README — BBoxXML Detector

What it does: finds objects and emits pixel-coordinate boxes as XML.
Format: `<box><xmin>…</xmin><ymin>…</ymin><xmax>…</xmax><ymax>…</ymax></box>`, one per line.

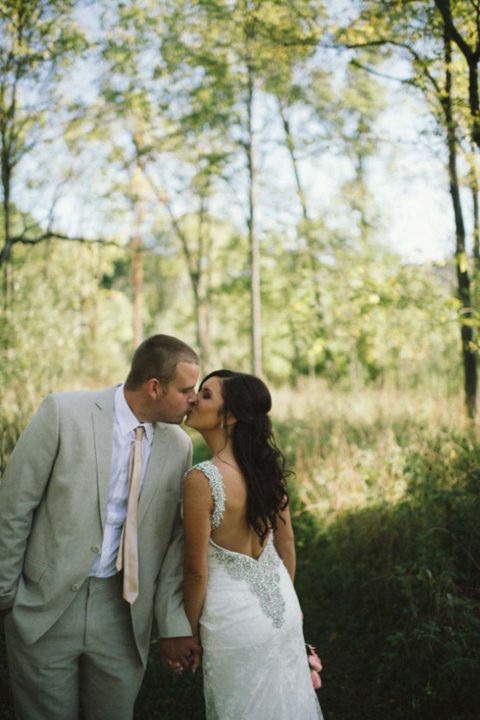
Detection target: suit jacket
<box><xmin>0</xmin><ymin>387</ymin><xmax>192</xmax><ymax>666</ymax></box>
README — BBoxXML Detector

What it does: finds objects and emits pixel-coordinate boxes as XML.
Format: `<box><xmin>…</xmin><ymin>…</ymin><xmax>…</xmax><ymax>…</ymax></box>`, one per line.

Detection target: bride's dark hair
<box><xmin>200</xmin><ymin>369</ymin><xmax>290</xmax><ymax>544</ymax></box>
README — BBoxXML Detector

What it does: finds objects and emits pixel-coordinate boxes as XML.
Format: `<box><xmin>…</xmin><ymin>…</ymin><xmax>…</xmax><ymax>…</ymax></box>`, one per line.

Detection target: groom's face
<box><xmin>152</xmin><ymin>361</ymin><xmax>199</xmax><ymax>424</ymax></box>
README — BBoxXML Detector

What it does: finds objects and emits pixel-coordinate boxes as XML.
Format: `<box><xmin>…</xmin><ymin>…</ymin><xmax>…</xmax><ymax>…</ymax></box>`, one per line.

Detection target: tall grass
<box><xmin>272</xmin><ymin>383</ymin><xmax>480</xmax><ymax>720</ymax></box>
<box><xmin>273</xmin><ymin>381</ymin><xmax>466</xmax><ymax>515</ymax></box>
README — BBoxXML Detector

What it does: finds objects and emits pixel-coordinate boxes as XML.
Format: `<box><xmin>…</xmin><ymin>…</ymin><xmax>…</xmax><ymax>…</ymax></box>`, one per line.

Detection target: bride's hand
<box><xmin>189</xmin><ymin>633</ymin><xmax>202</xmax><ymax>673</ymax></box>
<box><xmin>160</xmin><ymin>635</ymin><xmax>202</xmax><ymax>674</ymax></box>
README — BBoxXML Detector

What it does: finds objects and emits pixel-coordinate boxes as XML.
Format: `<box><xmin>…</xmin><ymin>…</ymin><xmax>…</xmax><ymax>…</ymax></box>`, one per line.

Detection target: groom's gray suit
<box><xmin>0</xmin><ymin>386</ymin><xmax>192</xmax><ymax>717</ymax></box>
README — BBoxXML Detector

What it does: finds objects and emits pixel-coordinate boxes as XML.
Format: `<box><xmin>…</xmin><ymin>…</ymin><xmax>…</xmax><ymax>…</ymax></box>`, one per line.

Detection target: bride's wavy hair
<box><xmin>200</xmin><ymin>369</ymin><xmax>290</xmax><ymax>544</ymax></box>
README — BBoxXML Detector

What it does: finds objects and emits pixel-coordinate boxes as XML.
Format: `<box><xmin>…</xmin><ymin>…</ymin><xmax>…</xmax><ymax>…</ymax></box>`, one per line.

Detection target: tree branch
<box><xmin>434</xmin><ymin>0</ymin><xmax>476</xmax><ymax>61</ymax></box>
<box><xmin>10</xmin><ymin>232</ymin><xmax>120</xmax><ymax>247</ymax></box>
<box><xmin>0</xmin><ymin>232</ymin><xmax>121</xmax><ymax>267</ymax></box>
<box><xmin>339</xmin><ymin>38</ymin><xmax>442</xmax><ymax>97</ymax></box>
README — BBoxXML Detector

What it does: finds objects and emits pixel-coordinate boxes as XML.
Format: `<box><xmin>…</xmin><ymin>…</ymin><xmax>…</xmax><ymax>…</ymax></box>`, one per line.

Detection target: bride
<box><xmin>182</xmin><ymin>370</ymin><xmax>324</xmax><ymax>719</ymax></box>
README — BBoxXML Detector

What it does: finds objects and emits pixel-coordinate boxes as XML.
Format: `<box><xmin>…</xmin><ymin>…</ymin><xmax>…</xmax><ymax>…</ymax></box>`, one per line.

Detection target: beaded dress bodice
<box><xmin>190</xmin><ymin>460</ymin><xmax>286</xmax><ymax>628</ymax></box>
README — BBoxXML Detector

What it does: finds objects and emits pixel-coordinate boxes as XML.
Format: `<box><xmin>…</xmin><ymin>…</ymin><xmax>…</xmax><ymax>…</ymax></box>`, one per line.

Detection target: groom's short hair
<box><xmin>125</xmin><ymin>334</ymin><xmax>198</xmax><ymax>389</ymax></box>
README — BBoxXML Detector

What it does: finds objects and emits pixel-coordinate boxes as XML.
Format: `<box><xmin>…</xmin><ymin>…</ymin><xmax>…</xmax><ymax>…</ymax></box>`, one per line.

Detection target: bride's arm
<box><xmin>182</xmin><ymin>469</ymin><xmax>213</xmax><ymax>637</ymax></box>
<box><xmin>274</xmin><ymin>505</ymin><xmax>296</xmax><ymax>582</ymax></box>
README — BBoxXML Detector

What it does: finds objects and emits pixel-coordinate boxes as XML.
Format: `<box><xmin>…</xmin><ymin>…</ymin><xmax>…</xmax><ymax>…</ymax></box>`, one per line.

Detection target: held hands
<box><xmin>160</xmin><ymin>635</ymin><xmax>202</xmax><ymax>675</ymax></box>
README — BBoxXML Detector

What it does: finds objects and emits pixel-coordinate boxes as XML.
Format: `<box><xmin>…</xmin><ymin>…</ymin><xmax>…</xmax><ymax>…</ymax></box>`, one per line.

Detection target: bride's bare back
<box><xmin>209</xmin><ymin>461</ymin><xmax>267</xmax><ymax>559</ymax></box>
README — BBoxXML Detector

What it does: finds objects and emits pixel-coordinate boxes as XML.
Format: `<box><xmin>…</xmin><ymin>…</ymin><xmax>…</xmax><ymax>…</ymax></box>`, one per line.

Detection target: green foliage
<box><xmin>0</xmin><ymin>241</ymin><xmax>132</xmax><ymax>470</ymax></box>
<box><xmin>262</xmin><ymin>236</ymin><xmax>458</xmax><ymax>386</ymax></box>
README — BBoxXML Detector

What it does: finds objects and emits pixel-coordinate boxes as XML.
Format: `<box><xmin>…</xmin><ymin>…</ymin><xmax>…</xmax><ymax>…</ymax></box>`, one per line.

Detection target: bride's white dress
<box><xmin>190</xmin><ymin>461</ymin><xmax>324</xmax><ymax>720</ymax></box>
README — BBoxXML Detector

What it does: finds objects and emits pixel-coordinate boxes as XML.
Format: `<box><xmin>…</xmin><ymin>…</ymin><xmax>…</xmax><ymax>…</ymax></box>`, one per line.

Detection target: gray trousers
<box><xmin>5</xmin><ymin>574</ymin><xmax>145</xmax><ymax>720</ymax></box>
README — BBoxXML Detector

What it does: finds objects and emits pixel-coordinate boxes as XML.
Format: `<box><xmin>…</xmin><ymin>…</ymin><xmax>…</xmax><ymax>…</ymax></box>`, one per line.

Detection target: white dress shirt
<box><xmin>89</xmin><ymin>384</ymin><xmax>154</xmax><ymax>577</ymax></box>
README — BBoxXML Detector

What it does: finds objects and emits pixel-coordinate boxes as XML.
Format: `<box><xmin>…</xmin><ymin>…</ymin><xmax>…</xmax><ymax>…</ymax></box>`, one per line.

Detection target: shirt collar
<box><xmin>114</xmin><ymin>384</ymin><xmax>154</xmax><ymax>442</ymax></box>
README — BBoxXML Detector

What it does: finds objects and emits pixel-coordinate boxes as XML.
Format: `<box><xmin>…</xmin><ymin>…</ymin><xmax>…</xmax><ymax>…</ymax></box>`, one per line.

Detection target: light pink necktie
<box><xmin>116</xmin><ymin>425</ymin><xmax>145</xmax><ymax>603</ymax></box>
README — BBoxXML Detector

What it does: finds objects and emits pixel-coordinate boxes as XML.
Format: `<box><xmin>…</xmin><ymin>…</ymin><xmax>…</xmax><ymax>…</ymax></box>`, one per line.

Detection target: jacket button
<box><xmin>91</xmin><ymin>544</ymin><xmax>100</xmax><ymax>553</ymax></box>
<box><xmin>71</xmin><ymin>583</ymin><xmax>80</xmax><ymax>592</ymax></box>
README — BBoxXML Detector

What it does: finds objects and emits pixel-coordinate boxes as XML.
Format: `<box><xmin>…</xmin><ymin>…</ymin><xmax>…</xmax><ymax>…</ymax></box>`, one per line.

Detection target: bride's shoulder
<box><xmin>182</xmin><ymin>465</ymin><xmax>214</xmax><ymax>505</ymax></box>
<box><xmin>183</xmin><ymin>461</ymin><xmax>221</xmax><ymax>492</ymax></box>
<box><xmin>183</xmin><ymin>461</ymin><xmax>226</xmax><ymax>528</ymax></box>
<box><xmin>186</xmin><ymin>460</ymin><xmax>223</xmax><ymax>484</ymax></box>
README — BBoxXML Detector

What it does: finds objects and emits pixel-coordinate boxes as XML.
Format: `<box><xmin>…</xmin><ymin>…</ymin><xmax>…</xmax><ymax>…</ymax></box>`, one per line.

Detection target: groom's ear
<box><xmin>145</xmin><ymin>377</ymin><xmax>165</xmax><ymax>399</ymax></box>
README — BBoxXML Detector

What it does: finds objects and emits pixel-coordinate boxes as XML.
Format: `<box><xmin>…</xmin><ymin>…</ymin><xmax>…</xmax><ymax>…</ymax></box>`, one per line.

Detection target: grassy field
<box><xmin>272</xmin><ymin>383</ymin><xmax>480</xmax><ymax>720</ymax></box>
<box><xmin>1</xmin><ymin>384</ymin><xmax>479</xmax><ymax>719</ymax></box>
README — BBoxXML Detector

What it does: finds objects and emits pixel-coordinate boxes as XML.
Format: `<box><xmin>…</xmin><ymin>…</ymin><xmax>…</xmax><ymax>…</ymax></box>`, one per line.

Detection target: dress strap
<box><xmin>191</xmin><ymin>460</ymin><xmax>226</xmax><ymax>529</ymax></box>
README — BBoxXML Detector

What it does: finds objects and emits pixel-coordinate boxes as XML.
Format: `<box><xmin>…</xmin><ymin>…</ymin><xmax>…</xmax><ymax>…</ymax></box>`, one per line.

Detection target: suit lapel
<box><xmin>139</xmin><ymin>423</ymin><xmax>169</xmax><ymax>525</ymax></box>
<box><xmin>92</xmin><ymin>387</ymin><xmax>116</xmax><ymax>532</ymax></box>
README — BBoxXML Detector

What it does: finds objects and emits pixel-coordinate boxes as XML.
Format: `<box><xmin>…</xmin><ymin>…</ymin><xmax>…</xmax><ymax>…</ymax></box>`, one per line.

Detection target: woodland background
<box><xmin>1</xmin><ymin>1</ymin><xmax>480</xmax><ymax>718</ymax></box>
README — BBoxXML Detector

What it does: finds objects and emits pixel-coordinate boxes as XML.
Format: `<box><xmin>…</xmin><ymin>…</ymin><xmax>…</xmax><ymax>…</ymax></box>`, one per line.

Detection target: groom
<box><xmin>0</xmin><ymin>334</ymin><xmax>201</xmax><ymax>720</ymax></box>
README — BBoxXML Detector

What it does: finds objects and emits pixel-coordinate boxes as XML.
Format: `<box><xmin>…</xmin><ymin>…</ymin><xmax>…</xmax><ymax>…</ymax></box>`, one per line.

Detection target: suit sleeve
<box><xmin>0</xmin><ymin>395</ymin><xmax>60</xmax><ymax>609</ymax></box>
<box><xmin>154</xmin><ymin>440</ymin><xmax>193</xmax><ymax>638</ymax></box>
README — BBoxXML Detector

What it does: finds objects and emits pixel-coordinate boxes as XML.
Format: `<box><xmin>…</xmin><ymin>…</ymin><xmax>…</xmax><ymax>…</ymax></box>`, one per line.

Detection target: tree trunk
<box><xmin>196</xmin><ymin>294</ymin><xmax>211</xmax><ymax>370</ymax></box>
<box><xmin>473</xmin><ymin>183</ymin><xmax>479</xmax><ymax>265</ymax></box>
<box><xmin>159</xmin><ymin>192</ymin><xmax>212</xmax><ymax>368</ymax></box>
<box><xmin>443</xmin><ymin>31</ymin><xmax>477</xmax><ymax>418</ymax></box>
<box><xmin>196</xmin><ymin>193</ymin><xmax>212</xmax><ymax>369</ymax></box>
<box><xmin>129</xmin><ymin>160</ymin><xmax>146</xmax><ymax>349</ymax></box>
<box><xmin>245</xmin><ymin>62</ymin><xmax>262</xmax><ymax>377</ymax></box>
<box><xmin>471</xmin><ymin>152</ymin><xmax>480</xmax><ymax>321</ymax></box>
<box><xmin>278</xmin><ymin>100</ymin><xmax>322</xmax><ymax>309</ymax></box>
<box><xmin>130</xmin><ymin>193</ymin><xmax>144</xmax><ymax>349</ymax></box>
<box><xmin>434</xmin><ymin>0</ymin><xmax>480</xmax><ymax>148</ymax></box>
<box><xmin>1</xmin><ymin>134</ymin><xmax>12</xmax><ymax>306</ymax></box>
<box><xmin>470</xmin><ymin>59</ymin><xmax>480</xmax><ymax>149</ymax></box>
<box><xmin>131</xmin><ymin>233</ymin><xmax>143</xmax><ymax>349</ymax></box>
<box><xmin>470</xmin><ymin>147</ymin><xmax>480</xmax><ymax>271</ymax></box>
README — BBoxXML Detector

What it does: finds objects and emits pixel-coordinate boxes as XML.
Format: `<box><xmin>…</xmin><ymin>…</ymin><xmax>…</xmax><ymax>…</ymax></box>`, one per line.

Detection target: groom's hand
<box><xmin>160</xmin><ymin>635</ymin><xmax>202</xmax><ymax>673</ymax></box>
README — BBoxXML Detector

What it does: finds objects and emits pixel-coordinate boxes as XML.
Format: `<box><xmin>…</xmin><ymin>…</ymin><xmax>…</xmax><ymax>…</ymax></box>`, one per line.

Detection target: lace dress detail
<box><xmin>191</xmin><ymin>460</ymin><xmax>226</xmax><ymax>529</ymax></box>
